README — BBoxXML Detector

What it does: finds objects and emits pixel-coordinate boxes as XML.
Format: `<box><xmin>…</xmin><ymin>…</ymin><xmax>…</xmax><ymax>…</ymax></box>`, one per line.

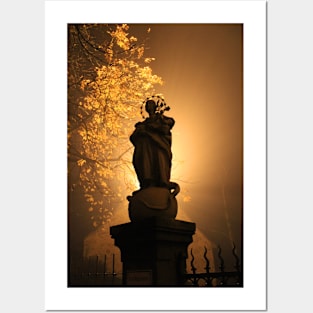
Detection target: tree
<box><xmin>68</xmin><ymin>24</ymin><xmax>163</xmax><ymax>258</ymax></box>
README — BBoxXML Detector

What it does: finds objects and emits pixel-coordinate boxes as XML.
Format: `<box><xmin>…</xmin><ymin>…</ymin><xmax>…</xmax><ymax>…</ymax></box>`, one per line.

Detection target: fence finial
<box><xmin>203</xmin><ymin>246</ymin><xmax>210</xmax><ymax>273</ymax></box>
<box><xmin>190</xmin><ymin>248</ymin><xmax>197</xmax><ymax>275</ymax></box>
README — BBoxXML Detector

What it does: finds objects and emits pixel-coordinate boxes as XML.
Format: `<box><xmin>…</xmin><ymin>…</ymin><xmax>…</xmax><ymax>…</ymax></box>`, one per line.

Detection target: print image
<box><xmin>68</xmin><ymin>24</ymin><xmax>243</xmax><ymax>287</ymax></box>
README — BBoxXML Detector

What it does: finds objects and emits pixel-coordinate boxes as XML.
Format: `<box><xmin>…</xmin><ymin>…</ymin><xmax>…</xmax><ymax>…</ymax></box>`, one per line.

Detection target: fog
<box><xmin>130</xmin><ymin>24</ymin><xmax>243</xmax><ymax>258</ymax></box>
<box><xmin>69</xmin><ymin>24</ymin><xmax>243</xmax><ymax>272</ymax></box>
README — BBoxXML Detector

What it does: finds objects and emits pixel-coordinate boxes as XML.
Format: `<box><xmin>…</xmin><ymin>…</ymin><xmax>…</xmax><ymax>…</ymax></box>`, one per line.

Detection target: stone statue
<box><xmin>128</xmin><ymin>96</ymin><xmax>180</xmax><ymax>222</ymax></box>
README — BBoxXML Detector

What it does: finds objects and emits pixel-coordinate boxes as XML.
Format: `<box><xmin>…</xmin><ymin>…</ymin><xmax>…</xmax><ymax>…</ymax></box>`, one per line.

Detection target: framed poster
<box><xmin>45</xmin><ymin>0</ymin><xmax>266</xmax><ymax>310</ymax></box>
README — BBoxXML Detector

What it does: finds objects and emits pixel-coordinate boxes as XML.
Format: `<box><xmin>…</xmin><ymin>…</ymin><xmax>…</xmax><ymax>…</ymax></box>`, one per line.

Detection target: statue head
<box><xmin>141</xmin><ymin>95</ymin><xmax>170</xmax><ymax>119</ymax></box>
<box><xmin>145</xmin><ymin>100</ymin><xmax>157</xmax><ymax>116</ymax></box>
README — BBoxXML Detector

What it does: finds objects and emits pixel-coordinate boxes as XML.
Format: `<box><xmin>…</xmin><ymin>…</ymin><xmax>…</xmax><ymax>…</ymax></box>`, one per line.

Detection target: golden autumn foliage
<box><xmin>68</xmin><ymin>24</ymin><xmax>163</xmax><ymax>228</ymax></box>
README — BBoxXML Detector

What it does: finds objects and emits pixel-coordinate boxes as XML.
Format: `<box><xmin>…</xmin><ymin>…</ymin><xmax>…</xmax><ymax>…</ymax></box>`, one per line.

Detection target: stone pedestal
<box><xmin>110</xmin><ymin>217</ymin><xmax>196</xmax><ymax>286</ymax></box>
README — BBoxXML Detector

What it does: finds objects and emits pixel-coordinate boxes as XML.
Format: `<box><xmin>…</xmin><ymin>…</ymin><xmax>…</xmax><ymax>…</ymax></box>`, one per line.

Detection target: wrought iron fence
<box><xmin>184</xmin><ymin>243</ymin><xmax>243</xmax><ymax>287</ymax></box>
<box><xmin>69</xmin><ymin>254</ymin><xmax>122</xmax><ymax>286</ymax></box>
<box><xmin>69</xmin><ymin>243</ymin><xmax>242</xmax><ymax>287</ymax></box>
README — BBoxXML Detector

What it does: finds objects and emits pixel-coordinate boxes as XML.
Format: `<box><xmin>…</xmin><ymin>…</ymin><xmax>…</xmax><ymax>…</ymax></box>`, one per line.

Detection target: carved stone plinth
<box><xmin>110</xmin><ymin>217</ymin><xmax>196</xmax><ymax>286</ymax></box>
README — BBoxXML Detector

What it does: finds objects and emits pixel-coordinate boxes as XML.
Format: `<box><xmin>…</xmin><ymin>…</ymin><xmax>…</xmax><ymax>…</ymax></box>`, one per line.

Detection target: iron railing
<box><xmin>69</xmin><ymin>243</ymin><xmax>242</xmax><ymax>287</ymax></box>
<box><xmin>184</xmin><ymin>243</ymin><xmax>243</xmax><ymax>287</ymax></box>
<box><xmin>68</xmin><ymin>254</ymin><xmax>122</xmax><ymax>286</ymax></box>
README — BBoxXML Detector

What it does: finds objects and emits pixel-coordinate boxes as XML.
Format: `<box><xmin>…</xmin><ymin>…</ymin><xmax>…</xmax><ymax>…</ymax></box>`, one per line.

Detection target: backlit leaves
<box><xmin>68</xmin><ymin>24</ymin><xmax>163</xmax><ymax>228</ymax></box>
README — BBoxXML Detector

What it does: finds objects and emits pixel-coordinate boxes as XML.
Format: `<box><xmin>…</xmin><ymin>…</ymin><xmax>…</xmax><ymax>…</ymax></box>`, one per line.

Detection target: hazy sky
<box><xmin>130</xmin><ymin>24</ymin><xmax>243</xmax><ymax>254</ymax></box>
<box><xmin>69</xmin><ymin>24</ymin><xmax>243</xmax><ymax>266</ymax></box>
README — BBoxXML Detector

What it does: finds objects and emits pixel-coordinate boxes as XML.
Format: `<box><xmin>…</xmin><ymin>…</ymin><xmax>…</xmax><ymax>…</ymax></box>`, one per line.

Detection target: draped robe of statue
<box><xmin>128</xmin><ymin>99</ymin><xmax>179</xmax><ymax>222</ymax></box>
<box><xmin>130</xmin><ymin>113</ymin><xmax>175</xmax><ymax>190</ymax></box>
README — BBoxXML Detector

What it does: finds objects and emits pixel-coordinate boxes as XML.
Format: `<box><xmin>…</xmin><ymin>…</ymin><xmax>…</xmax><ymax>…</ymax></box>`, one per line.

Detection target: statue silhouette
<box><xmin>128</xmin><ymin>96</ymin><xmax>179</xmax><ymax>222</ymax></box>
<box><xmin>130</xmin><ymin>98</ymin><xmax>174</xmax><ymax>189</ymax></box>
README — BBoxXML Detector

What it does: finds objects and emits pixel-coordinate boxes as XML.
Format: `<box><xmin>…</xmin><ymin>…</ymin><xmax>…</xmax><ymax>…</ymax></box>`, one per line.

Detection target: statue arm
<box><xmin>130</xmin><ymin>117</ymin><xmax>173</xmax><ymax>156</ymax></box>
<box><xmin>147</xmin><ymin>116</ymin><xmax>174</xmax><ymax>134</ymax></box>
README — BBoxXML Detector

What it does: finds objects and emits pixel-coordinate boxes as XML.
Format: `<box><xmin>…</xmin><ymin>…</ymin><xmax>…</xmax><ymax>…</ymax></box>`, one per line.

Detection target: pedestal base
<box><xmin>110</xmin><ymin>217</ymin><xmax>196</xmax><ymax>286</ymax></box>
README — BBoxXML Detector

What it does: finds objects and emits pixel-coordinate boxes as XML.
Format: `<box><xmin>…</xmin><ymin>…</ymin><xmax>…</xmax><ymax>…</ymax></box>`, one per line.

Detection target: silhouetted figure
<box><xmin>128</xmin><ymin>96</ymin><xmax>179</xmax><ymax>222</ymax></box>
<box><xmin>130</xmin><ymin>98</ymin><xmax>174</xmax><ymax>189</ymax></box>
